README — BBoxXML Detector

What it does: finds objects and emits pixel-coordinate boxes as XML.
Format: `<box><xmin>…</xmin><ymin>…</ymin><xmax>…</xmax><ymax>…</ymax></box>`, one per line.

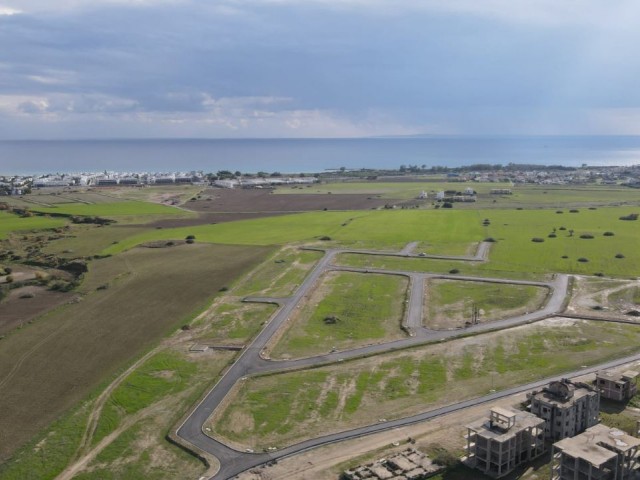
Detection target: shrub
<box><xmin>319</xmin><ymin>236</ymin><xmax>332</xmax><ymax>241</ymax></box>
<box><xmin>484</xmin><ymin>237</ymin><xmax>496</xmax><ymax>243</ymax></box>
<box><xmin>620</xmin><ymin>213</ymin><xmax>639</xmax><ymax>221</ymax></box>
<box><xmin>603</xmin><ymin>231</ymin><xmax>615</xmax><ymax>236</ymax></box>
<box><xmin>219</xmin><ymin>286</ymin><xmax>229</xmax><ymax>292</ymax></box>
<box><xmin>594</xmin><ymin>272</ymin><xmax>604</xmax><ymax>277</ymax></box>
<box><xmin>615</xmin><ymin>253</ymin><xmax>625</xmax><ymax>259</ymax></box>
<box><xmin>531</xmin><ymin>237</ymin><xmax>544</xmax><ymax>243</ymax></box>
<box><xmin>589</xmin><ymin>207</ymin><xmax>597</xmax><ymax>210</ymax></box>
<box><xmin>548</xmin><ymin>233</ymin><xmax>557</xmax><ymax>238</ymax></box>
<box><xmin>516</xmin><ymin>207</ymin><xmax>523</xmax><ymax>210</ymax></box>
<box><xmin>185</xmin><ymin>235</ymin><xmax>196</xmax><ymax>240</ymax></box>
<box><xmin>569</xmin><ymin>209</ymin><xmax>579</xmax><ymax>213</ymax></box>
<box><xmin>19</xmin><ymin>292</ymin><xmax>35</xmax><ymax>299</ymax></box>
<box><xmin>449</xmin><ymin>269</ymin><xmax>460</xmax><ymax>274</ymax></box>
<box><xmin>559</xmin><ymin>226</ymin><xmax>566</xmax><ymax>230</ymax></box>
<box><xmin>442</xmin><ymin>202</ymin><xmax>453</xmax><ymax>208</ymax></box>
<box><xmin>561</xmin><ymin>255</ymin><xmax>569</xmax><ymax>259</ymax></box>
<box><xmin>579</xmin><ymin>234</ymin><xmax>594</xmax><ymax>239</ymax></box>
<box><xmin>96</xmin><ymin>284</ymin><xmax>109</xmax><ymax>290</ymax></box>
<box><xmin>577</xmin><ymin>257</ymin><xmax>589</xmax><ymax>262</ymax></box>
<box><xmin>556</xmin><ymin>210</ymin><xmax>563</xmax><ymax>214</ymax></box>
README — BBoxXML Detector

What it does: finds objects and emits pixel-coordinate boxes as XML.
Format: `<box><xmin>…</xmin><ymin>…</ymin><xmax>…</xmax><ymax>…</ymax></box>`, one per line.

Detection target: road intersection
<box><xmin>174</xmin><ymin>241</ymin><xmax>621</xmax><ymax>480</ymax></box>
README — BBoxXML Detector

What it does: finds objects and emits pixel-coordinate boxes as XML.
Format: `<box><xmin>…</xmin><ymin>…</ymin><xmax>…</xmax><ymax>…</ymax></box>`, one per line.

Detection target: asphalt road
<box><xmin>174</xmin><ymin>242</ymin><xmax>604</xmax><ymax>480</ymax></box>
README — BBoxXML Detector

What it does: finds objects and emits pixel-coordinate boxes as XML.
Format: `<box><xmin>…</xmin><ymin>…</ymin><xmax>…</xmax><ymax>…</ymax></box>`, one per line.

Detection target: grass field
<box><xmin>0</xmin><ymin>243</ymin><xmax>269</xmax><ymax>462</ymax></box>
<box><xmin>275</xmin><ymin>182</ymin><xmax>640</xmax><ymax>208</ymax></box>
<box><xmin>0</xmin><ymin>347</ymin><xmax>234</xmax><ymax>480</ymax></box>
<box><xmin>30</xmin><ymin>200</ymin><xmax>186</xmax><ymax>218</ymax></box>
<box><xmin>0</xmin><ymin>211</ymin><xmax>66</xmax><ymax>239</ymax></box>
<box><xmin>211</xmin><ymin>319</ymin><xmax>640</xmax><ymax>450</ymax></box>
<box><xmin>98</xmin><ymin>206</ymin><xmax>640</xmax><ymax>277</ymax></box>
<box><xmin>234</xmin><ymin>246</ymin><xmax>323</xmax><ymax>297</ymax></box>
<box><xmin>425</xmin><ymin>280</ymin><xmax>548</xmax><ymax>329</ymax></box>
<box><xmin>270</xmin><ymin>272</ymin><xmax>409</xmax><ymax>359</ymax></box>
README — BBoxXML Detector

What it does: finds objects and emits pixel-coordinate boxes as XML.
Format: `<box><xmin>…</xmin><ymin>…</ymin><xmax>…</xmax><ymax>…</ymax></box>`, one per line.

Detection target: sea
<box><xmin>2</xmin><ymin>136</ymin><xmax>640</xmax><ymax>175</ymax></box>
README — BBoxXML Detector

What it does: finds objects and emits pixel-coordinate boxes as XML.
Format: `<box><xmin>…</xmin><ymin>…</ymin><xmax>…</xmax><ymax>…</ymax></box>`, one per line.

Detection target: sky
<box><xmin>1</xmin><ymin>0</ymin><xmax>640</xmax><ymax>139</ymax></box>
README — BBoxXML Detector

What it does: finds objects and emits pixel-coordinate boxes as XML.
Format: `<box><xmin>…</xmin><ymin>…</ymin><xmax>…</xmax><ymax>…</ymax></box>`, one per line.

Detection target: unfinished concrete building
<box><xmin>528</xmin><ymin>379</ymin><xmax>599</xmax><ymax>441</ymax></box>
<box><xmin>596</xmin><ymin>370</ymin><xmax>639</xmax><ymax>402</ymax></box>
<box><xmin>551</xmin><ymin>424</ymin><xmax>640</xmax><ymax>480</ymax></box>
<box><xmin>465</xmin><ymin>406</ymin><xmax>546</xmax><ymax>478</ymax></box>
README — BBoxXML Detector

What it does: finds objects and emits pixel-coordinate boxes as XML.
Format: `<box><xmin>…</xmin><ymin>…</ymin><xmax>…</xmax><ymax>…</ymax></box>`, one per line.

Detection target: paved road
<box><xmin>174</xmin><ymin>242</ymin><xmax>592</xmax><ymax>480</ymax></box>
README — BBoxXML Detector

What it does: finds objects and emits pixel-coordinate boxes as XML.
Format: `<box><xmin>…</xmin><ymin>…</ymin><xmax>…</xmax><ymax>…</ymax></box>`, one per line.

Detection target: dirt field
<box><xmin>0</xmin><ymin>243</ymin><xmax>270</xmax><ymax>462</ymax></box>
<box><xmin>146</xmin><ymin>188</ymin><xmax>398</xmax><ymax>228</ymax></box>
<box><xmin>0</xmin><ymin>285</ymin><xmax>72</xmax><ymax>336</ymax></box>
<box><xmin>185</xmin><ymin>188</ymin><xmax>395</xmax><ymax>213</ymax></box>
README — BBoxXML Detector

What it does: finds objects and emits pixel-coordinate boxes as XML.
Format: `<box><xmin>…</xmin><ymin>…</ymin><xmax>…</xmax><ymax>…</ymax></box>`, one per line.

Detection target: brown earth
<box><xmin>0</xmin><ymin>243</ymin><xmax>270</xmax><ymax>462</ymax></box>
<box><xmin>186</xmin><ymin>188</ymin><xmax>393</xmax><ymax>213</ymax></box>
<box><xmin>0</xmin><ymin>286</ymin><xmax>72</xmax><ymax>336</ymax></box>
<box><xmin>146</xmin><ymin>188</ymin><xmax>400</xmax><ymax>228</ymax></box>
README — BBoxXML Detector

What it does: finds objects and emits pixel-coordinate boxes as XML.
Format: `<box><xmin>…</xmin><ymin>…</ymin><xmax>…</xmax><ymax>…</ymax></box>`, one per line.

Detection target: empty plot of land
<box><xmin>424</xmin><ymin>279</ymin><xmax>548</xmax><ymax>330</ymax></box>
<box><xmin>0</xmin><ymin>243</ymin><xmax>269</xmax><ymax>461</ymax></box>
<box><xmin>186</xmin><ymin>188</ymin><xmax>393</xmax><ymax>213</ymax></box>
<box><xmin>0</xmin><ymin>286</ymin><xmax>72</xmax><ymax>336</ymax></box>
<box><xmin>234</xmin><ymin>246</ymin><xmax>323</xmax><ymax>298</ymax></box>
<box><xmin>210</xmin><ymin>319</ymin><xmax>640</xmax><ymax>451</ymax></box>
<box><xmin>269</xmin><ymin>271</ymin><xmax>409</xmax><ymax>359</ymax></box>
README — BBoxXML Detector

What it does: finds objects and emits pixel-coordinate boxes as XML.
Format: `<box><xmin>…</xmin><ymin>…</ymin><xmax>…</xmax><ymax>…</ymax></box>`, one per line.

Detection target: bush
<box><xmin>594</xmin><ymin>272</ymin><xmax>604</xmax><ymax>277</ymax></box>
<box><xmin>484</xmin><ymin>237</ymin><xmax>496</xmax><ymax>243</ymax></box>
<box><xmin>579</xmin><ymin>234</ymin><xmax>594</xmax><ymax>239</ymax></box>
<box><xmin>569</xmin><ymin>209</ymin><xmax>579</xmax><ymax>213</ymax></box>
<box><xmin>561</xmin><ymin>255</ymin><xmax>569</xmax><ymax>259</ymax></box>
<box><xmin>620</xmin><ymin>213</ymin><xmax>639</xmax><ymax>221</ymax></box>
<box><xmin>319</xmin><ymin>236</ymin><xmax>332</xmax><ymax>241</ymax></box>
<box><xmin>96</xmin><ymin>284</ymin><xmax>109</xmax><ymax>290</ymax></box>
<box><xmin>449</xmin><ymin>269</ymin><xmax>460</xmax><ymax>274</ymax></box>
<box><xmin>442</xmin><ymin>202</ymin><xmax>453</xmax><ymax>208</ymax></box>
<box><xmin>548</xmin><ymin>233</ymin><xmax>557</xmax><ymax>238</ymax></box>
<box><xmin>185</xmin><ymin>235</ymin><xmax>196</xmax><ymax>240</ymax></box>
<box><xmin>559</xmin><ymin>226</ymin><xmax>566</xmax><ymax>230</ymax></box>
<box><xmin>219</xmin><ymin>286</ymin><xmax>229</xmax><ymax>292</ymax></box>
<box><xmin>603</xmin><ymin>231</ymin><xmax>615</xmax><ymax>236</ymax></box>
<box><xmin>556</xmin><ymin>210</ymin><xmax>563</xmax><ymax>214</ymax></box>
<box><xmin>589</xmin><ymin>207</ymin><xmax>597</xmax><ymax>210</ymax></box>
<box><xmin>615</xmin><ymin>253</ymin><xmax>625</xmax><ymax>259</ymax></box>
<box><xmin>577</xmin><ymin>257</ymin><xmax>589</xmax><ymax>263</ymax></box>
<box><xmin>531</xmin><ymin>237</ymin><xmax>544</xmax><ymax>243</ymax></box>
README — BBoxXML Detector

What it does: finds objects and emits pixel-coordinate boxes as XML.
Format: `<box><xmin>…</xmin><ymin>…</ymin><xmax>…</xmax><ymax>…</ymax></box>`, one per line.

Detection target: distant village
<box><xmin>1</xmin><ymin>163</ymin><xmax>639</xmax><ymax>196</ymax></box>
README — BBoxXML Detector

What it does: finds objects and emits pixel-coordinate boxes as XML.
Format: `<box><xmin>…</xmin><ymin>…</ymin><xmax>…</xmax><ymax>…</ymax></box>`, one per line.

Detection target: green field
<box><xmin>276</xmin><ymin>182</ymin><xmax>640</xmax><ymax>208</ymax></box>
<box><xmin>212</xmin><ymin>320</ymin><xmax>640</xmax><ymax>450</ymax></box>
<box><xmin>270</xmin><ymin>272</ymin><xmax>409</xmax><ymax>359</ymax></box>
<box><xmin>425</xmin><ymin>280</ymin><xmax>548</xmax><ymax>329</ymax></box>
<box><xmin>98</xmin><ymin>206</ymin><xmax>640</xmax><ymax>277</ymax></box>
<box><xmin>0</xmin><ymin>211</ymin><xmax>66</xmax><ymax>239</ymax></box>
<box><xmin>30</xmin><ymin>200</ymin><xmax>185</xmax><ymax>218</ymax></box>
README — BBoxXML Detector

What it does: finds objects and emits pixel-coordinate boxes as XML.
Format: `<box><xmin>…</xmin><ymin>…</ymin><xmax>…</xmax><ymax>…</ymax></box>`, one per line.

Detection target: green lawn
<box><xmin>0</xmin><ymin>211</ymin><xmax>66</xmax><ymax>239</ymax></box>
<box><xmin>211</xmin><ymin>320</ymin><xmax>640</xmax><ymax>450</ymax></box>
<box><xmin>270</xmin><ymin>272</ymin><xmax>409</xmax><ymax>358</ymax></box>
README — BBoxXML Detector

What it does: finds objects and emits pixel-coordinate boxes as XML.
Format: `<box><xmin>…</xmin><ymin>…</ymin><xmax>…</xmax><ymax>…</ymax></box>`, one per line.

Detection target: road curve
<box><xmin>174</xmin><ymin>243</ymin><xmax>596</xmax><ymax>480</ymax></box>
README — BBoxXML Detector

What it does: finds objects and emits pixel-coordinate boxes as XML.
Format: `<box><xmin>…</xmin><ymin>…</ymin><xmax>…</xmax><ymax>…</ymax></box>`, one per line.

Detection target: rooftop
<box><xmin>555</xmin><ymin>424</ymin><xmax>640</xmax><ymax>465</ymax></box>
<box><xmin>467</xmin><ymin>406</ymin><xmax>544</xmax><ymax>441</ymax></box>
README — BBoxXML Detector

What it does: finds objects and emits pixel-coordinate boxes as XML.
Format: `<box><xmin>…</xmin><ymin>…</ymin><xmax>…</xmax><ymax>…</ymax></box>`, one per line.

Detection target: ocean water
<box><xmin>1</xmin><ymin>136</ymin><xmax>640</xmax><ymax>175</ymax></box>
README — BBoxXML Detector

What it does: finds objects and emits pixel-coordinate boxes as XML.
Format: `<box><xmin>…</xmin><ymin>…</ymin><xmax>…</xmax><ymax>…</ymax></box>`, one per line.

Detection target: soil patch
<box><xmin>184</xmin><ymin>188</ymin><xmax>394</xmax><ymax>213</ymax></box>
<box><xmin>0</xmin><ymin>286</ymin><xmax>71</xmax><ymax>336</ymax></box>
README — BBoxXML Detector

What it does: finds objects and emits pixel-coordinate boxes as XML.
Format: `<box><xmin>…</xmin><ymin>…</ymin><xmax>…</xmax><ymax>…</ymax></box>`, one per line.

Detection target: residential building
<box><xmin>551</xmin><ymin>424</ymin><xmax>640</xmax><ymax>480</ymax></box>
<box><xmin>596</xmin><ymin>370</ymin><xmax>639</xmax><ymax>402</ymax></box>
<box><xmin>528</xmin><ymin>379</ymin><xmax>599</xmax><ymax>442</ymax></box>
<box><xmin>465</xmin><ymin>406</ymin><xmax>546</xmax><ymax>478</ymax></box>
